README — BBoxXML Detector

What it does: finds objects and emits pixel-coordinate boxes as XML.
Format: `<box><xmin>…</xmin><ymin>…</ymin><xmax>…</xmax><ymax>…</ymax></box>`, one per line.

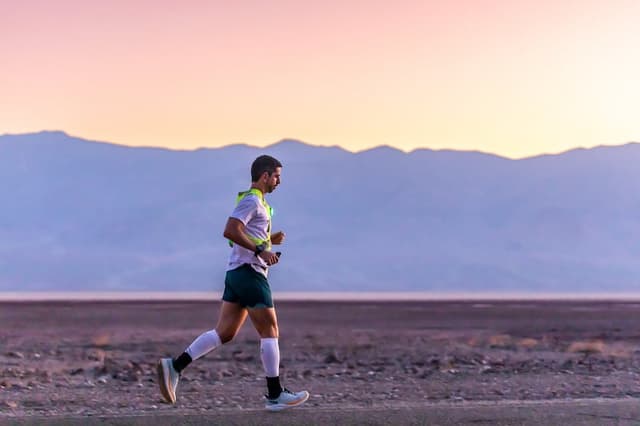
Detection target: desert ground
<box><xmin>2</xmin><ymin>300</ymin><xmax>640</xmax><ymax>423</ymax></box>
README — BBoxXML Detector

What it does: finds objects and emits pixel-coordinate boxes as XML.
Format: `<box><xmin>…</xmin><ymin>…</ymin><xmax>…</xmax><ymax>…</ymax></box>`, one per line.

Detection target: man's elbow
<box><xmin>224</xmin><ymin>218</ymin><xmax>243</xmax><ymax>241</ymax></box>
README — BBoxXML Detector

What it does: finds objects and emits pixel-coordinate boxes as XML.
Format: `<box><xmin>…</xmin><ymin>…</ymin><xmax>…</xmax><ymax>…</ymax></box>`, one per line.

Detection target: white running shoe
<box><xmin>265</xmin><ymin>388</ymin><xmax>310</xmax><ymax>412</ymax></box>
<box><xmin>157</xmin><ymin>358</ymin><xmax>180</xmax><ymax>404</ymax></box>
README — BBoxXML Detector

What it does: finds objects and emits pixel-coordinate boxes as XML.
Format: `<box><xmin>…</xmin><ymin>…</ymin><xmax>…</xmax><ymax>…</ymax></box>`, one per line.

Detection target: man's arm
<box><xmin>270</xmin><ymin>231</ymin><xmax>286</xmax><ymax>245</ymax></box>
<box><xmin>223</xmin><ymin>218</ymin><xmax>279</xmax><ymax>265</ymax></box>
<box><xmin>223</xmin><ymin>217</ymin><xmax>258</xmax><ymax>251</ymax></box>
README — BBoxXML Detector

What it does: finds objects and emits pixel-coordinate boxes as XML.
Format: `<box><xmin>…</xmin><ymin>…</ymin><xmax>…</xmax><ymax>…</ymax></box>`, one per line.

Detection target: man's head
<box><xmin>251</xmin><ymin>155</ymin><xmax>282</xmax><ymax>193</ymax></box>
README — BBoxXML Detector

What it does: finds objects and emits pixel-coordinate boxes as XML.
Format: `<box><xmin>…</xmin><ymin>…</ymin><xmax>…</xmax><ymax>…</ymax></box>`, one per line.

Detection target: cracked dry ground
<box><xmin>2</xmin><ymin>300</ymin><xmax>640</xmax><ymax>417</ymax></box>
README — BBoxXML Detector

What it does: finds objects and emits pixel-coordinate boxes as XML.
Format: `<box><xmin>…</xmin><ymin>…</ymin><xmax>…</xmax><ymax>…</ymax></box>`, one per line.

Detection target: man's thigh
<box><xmin>216</xmin><ymin>301</ymin><xmax>248</xmax><ymax>341</ymax></box>
<box><xmin>248</xmin><ymin>307</ymin><xmax>278</xmax><ymax>338</ymax></box>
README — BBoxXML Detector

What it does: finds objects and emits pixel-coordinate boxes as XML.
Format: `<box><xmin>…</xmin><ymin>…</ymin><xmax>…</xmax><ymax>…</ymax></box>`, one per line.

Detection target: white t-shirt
<box><xmin>226</xmin><ymin>193</ymin><xmax>271</xmax><ymax>277</ymax></box>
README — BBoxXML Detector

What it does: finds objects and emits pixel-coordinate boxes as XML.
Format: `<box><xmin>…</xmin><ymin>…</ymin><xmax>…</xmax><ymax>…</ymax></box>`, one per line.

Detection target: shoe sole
<box><xmin>265</xmin><ymin>391</ymin><xmax>309</xmax><ymax>412</ymax></box>
<box><xmin>156</xmin><ymin>360</ymin><xmax>176</xmax><ymax>404</ymax></box>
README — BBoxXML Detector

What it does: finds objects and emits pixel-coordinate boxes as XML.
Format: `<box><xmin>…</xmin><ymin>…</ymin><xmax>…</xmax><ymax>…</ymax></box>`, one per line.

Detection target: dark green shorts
<box><xmin>222</xmin><ymin>264</ymin><xmax>274</xmax><ymax>308</ymax></box>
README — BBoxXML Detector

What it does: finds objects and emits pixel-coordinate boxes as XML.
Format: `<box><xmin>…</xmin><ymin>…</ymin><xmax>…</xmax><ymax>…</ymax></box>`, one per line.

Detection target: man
<box><xmin>157</xmin><ymin>155</ymin><xmax>309</xmax><ymax>412</ymax></box>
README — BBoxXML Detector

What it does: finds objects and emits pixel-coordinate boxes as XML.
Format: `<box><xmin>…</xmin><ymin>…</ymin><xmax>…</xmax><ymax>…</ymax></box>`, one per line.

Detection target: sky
<box><xmin>2</xmin><ymin>0</ymin><xmax>639</xmax><ymax>159</ymax></box>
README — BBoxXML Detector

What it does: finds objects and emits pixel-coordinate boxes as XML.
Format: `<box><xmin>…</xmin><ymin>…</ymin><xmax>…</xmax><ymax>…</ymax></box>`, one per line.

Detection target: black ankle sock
<box><xmin>266</xmin><ymin>376</ymin><xmax>282</xmax><ymax>399</ymax></box>
<box><xmin>172</xmin><ymin>352</ymin><xmax>192</xmax><ymax>373</ymax></box>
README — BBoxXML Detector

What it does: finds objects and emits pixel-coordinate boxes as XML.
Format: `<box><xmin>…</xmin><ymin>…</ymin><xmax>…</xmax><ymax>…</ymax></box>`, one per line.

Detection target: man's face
<box><xmin>264</xmin><ymin>167</ymin><xmax>281</xmax><ymax>193</ymax></box>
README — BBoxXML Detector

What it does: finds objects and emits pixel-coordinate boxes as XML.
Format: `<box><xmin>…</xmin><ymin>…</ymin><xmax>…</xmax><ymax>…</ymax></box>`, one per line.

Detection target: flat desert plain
<box><xmin>2</xmin><ymin>300</ymin><xmax>640</xmax><ymax>419</ymax></box>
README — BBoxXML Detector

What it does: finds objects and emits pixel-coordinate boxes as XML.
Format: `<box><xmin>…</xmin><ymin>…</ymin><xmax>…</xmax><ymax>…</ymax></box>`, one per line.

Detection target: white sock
<box><xmin>260</xmin><ymin>337</ymin><xmax>280</xmax><ymax>377</ymax></box>
<box><xmin>186</xmin><ymin>329</ymin><xmax>222</xmax><ymax>360</ymax></box>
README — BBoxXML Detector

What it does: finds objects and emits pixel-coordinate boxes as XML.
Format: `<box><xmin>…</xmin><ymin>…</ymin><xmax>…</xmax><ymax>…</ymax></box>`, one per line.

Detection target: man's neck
<box><xmin>250</xmin><ymin>183</ymin><xmax>266</xmax><ymax>196</ymax></box>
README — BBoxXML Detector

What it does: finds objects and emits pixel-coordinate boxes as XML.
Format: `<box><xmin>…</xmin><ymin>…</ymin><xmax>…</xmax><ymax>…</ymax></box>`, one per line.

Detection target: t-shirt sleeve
<box><xmin>230</xmin><ymin>196</ymin><xmax>258</xmax><ymax>225</ymax></box>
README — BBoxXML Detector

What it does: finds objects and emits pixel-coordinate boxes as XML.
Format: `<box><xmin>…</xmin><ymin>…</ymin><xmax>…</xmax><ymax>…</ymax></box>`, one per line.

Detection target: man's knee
<box><xmin>258</xmin><ymin>324</ymin><xmax>278</xmax><ymax>338</ymax></box>
<box><xmin>216</xmin><ymin>330</ymin><xmax>236</xmax><ymax>344</ymax></box>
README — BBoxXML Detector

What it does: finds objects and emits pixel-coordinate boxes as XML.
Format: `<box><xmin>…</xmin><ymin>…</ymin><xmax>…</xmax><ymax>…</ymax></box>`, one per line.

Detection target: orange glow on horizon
<box><xmin>2</xmin><ymin>0</ymin><xmax>639</xmax><ymax>159</ymax></box>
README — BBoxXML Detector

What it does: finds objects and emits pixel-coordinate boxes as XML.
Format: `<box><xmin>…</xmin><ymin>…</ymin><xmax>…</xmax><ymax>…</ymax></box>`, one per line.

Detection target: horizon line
<box><xmin>3</xmin><ymin>291</ymin><xmax>640</xmax><ymax>302</ymax></box>
<box><xmin>1</xmin><ymin>129</ymin><xmax>639</xmax><ymax>161</ymax></box>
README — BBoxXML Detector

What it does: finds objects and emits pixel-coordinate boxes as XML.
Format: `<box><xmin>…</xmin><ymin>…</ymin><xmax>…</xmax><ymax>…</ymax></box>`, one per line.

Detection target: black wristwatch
<box><xmin>254</xmin><ymin>243</ymin><xmax>266</xmax><ymax>257</ymax></box>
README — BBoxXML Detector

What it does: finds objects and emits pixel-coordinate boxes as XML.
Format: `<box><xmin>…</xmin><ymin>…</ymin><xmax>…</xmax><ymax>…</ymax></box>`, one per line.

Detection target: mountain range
<box><xmin>1</xmin><ymin>131</ymin><xmax>639</xmax><ymax>293</ymax></box>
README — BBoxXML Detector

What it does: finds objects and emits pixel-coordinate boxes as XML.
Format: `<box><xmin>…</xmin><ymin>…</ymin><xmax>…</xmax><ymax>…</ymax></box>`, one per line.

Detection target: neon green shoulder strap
<box><xmin>228</xmin><ymin>189</ymin><xmax>272</xmax><ymax>248</ymax></box>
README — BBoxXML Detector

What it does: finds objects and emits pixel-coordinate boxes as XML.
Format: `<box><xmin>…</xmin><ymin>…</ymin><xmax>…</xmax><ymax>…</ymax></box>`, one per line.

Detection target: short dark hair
<box><xmin>251</xmin><ymin>155</ymin><xmax>282</xmax><ymax>182</ymax></box>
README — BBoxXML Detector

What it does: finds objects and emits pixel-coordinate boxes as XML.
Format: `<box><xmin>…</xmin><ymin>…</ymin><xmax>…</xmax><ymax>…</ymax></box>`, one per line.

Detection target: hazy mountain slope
<box><xmin>1</xmin><ymin>131</ymin><xmax>638</xmax><ymax>292</ymax></box>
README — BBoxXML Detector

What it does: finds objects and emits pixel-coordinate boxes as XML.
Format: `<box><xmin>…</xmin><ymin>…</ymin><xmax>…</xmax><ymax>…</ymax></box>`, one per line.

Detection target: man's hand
<box><xmin>271</xmin><ymin>231</ymin><xmax>286</xmax><ymax>245</ymax></box>
<box><xmin>258</xmin><ymin>250</ymin><xmax>280</xmax><ymax>266</ymax></box>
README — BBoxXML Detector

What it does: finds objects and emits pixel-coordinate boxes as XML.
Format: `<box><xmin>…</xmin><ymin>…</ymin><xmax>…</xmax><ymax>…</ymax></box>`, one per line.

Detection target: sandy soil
<box><xmin>2</xmin><ymin>300</ymin><xmax>640</xmax><ymax>418</ymax></box>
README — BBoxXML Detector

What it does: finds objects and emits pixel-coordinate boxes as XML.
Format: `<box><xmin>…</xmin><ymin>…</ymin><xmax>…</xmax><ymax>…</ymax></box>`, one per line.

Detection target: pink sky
<box><xmin>2</xmin><ymin>0</ymin><xmax>639</xmax><ymax>158</ymax></box>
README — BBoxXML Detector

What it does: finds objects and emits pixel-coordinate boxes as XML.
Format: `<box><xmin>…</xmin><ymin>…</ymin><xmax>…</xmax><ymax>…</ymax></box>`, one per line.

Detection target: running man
<box><xmin>157</xmin><ymin>155</ymin><xmax>309</xmax><ymax>411</ymax></box>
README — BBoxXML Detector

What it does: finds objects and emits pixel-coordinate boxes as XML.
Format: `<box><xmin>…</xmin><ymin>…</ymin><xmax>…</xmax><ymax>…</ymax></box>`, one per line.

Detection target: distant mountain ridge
<box><xmin>1</xmin><ymin>131</ymin><xmax>639</xmax><ymax>292</ymax></box>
